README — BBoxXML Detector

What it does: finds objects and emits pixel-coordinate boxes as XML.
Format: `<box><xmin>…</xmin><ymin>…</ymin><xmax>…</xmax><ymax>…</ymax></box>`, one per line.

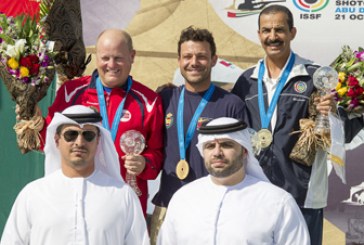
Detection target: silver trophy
<box><xmin>313</xmin><ymin>66</ymin><xmax>338</xmax><ymax>134</ymax></box>
<box><xmin>120</xmin><ymin>130</ymin><xmax>146</xmax><ymax>196</ymax></box>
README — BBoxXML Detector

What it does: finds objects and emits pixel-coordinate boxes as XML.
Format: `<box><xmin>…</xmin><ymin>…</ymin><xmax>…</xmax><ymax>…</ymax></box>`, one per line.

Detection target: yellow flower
<box><xmin>338</xmin><ymin>72</ymin><xmax>346</xmax><ymax>83</ymax></box>
<box><xmin>337</xmin><ymin>87</ymin><xmax>348</xmax><ymax>97</ymax></box>
<box><xmin>19</xmin><ymin>66</ymin><xmax>30</xmax><ymax>78</ymax></box>
<box><xmin>7</xmin><ymin>58</ymin><xmax>19</xmax><ymax>69</ymax></box>
<box><xmin>336</xmin><ymin>82</ymin><xmax>342</xmax><ymax>90</ymax></box>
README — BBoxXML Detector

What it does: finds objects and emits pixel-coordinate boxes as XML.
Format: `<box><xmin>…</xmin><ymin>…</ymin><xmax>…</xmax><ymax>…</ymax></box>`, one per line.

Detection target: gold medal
<box><xmin>257</xmin><ymin>129</ymin><xmax>273</xmax><ymax>149</ymax></box>
<box><xmin>176</xmin><ymin>160</ymin><xmax>189</xmax><ymax>180</ymax></box>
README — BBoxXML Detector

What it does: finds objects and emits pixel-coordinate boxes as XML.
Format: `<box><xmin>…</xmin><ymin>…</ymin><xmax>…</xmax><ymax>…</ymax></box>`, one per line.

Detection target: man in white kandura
<box><xmin>0</xmin><ymin>105</ymin><xmax>148</xmax><ymax>245</ymax></box>
<box><xmin>157</xmin><ymin>117</ymin><xmax>310</xmax><ymax>245</ymax></box>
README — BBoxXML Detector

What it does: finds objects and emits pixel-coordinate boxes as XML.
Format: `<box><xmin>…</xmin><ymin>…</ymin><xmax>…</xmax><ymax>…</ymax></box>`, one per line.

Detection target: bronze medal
<box><xmin>257</xmin><ymin>129</ymin><xmax>273</xmax><ymax>149</ymax></box>
<box><xmin>176</xmin><ymin>160</ymin><xmax>189</xmax><ymax>180</ymax></box>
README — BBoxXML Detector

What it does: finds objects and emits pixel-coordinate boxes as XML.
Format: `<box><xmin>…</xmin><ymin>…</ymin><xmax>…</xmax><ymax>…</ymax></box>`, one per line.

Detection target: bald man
<box><xmin>37</xmin><ymin>29</ymin><xmax>164</xmax><ymax>215</ymax></box>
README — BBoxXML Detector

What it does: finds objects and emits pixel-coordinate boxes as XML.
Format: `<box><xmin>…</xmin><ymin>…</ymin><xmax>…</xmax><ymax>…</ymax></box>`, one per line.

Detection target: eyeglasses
<box><xmin>62</xmin><ymin>130</ymin><xmax>98</xmax><ymax>142</ymax></box>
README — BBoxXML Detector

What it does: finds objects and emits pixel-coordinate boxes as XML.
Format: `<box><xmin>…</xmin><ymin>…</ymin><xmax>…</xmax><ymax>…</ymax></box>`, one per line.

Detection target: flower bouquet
<box><xmin>0</xmin><ymin>13</ymin><xmax>55</xmax><ymax>119</ymax></box>
<box><xmin>332</xmin><ymin>45</ymin><xmax>364</xmax><ymax>115</ymax></box>
<box><xmin>0</xmin><ymin>8</ymin><xmax>55</xmax><ymax>153</ymax></box>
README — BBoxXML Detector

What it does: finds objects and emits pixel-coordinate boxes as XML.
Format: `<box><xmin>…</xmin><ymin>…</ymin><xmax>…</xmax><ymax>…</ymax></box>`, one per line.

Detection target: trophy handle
<box><xmin>126</xmin><ymin>172</ymin><xmax>142</xmax><ymax>196</ymax></box>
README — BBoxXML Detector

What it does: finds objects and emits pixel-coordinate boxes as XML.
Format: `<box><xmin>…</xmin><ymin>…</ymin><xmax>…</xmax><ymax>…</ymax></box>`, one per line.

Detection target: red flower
<box><xmin>347</xmin><ymin>75</ymin><xmax>359</xmax><ymax>87</ymax></box>
<box><xmin>19</xmin><ymin>54</ymin><xmax>40</xmax><ymax>70</ymax></box>
<box><xmin>357</xmin><ymin>87</ymin><xmax>364</xmax><ymax>95</ymax></box>
<box><xmin>19</xmin><ymin>56</ymin><xmax>32</xmax><ymax>68</ymax></box>
<box><xmin>29</xmin><ymin>63</ymin><xmax>40</xmax><ymax>76</ymax></box>
<box><xmin>347</xmin><ymin>86</ymin><xmax>364</xmax><ymax>98</ymax></box>
<box><xmin>28</xmin><ymin>54</ymin><xmax>39</xmax><ymax>64</ymax></box>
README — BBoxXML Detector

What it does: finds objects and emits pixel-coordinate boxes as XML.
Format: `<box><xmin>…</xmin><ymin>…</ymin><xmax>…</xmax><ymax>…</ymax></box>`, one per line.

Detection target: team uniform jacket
<box><xmin>40</xmin><ymin>70</ymin><xmax>164</xmax><ymax>214</ymax></box>
<box><xmin>152</xmin><ymin>85</ymin><xmax>246</xmax><ymax>207</ymax></box>
<box><xmin>232</xmin><ymin>53</ymin><xmax>364</xmax><ymax>208</ymax></box>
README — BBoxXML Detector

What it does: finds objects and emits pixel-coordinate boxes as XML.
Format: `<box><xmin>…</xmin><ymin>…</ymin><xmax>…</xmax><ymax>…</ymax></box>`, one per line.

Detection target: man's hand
<box><xmin>314</xmin><ymin>93</ymin><xmax>337</xmax><ymax>116</ymax></box>
<box><xmin>122</xmin><ymin>154</ymin><xmax>146</xmax><ymax>175</ymax></box>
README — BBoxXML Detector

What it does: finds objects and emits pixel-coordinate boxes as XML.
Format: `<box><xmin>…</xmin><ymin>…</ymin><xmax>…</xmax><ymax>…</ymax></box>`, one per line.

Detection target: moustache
<box><xmin>265</xmin><ymin>39</ymin><xmax>283</xmax><ymax>46</ymax></box>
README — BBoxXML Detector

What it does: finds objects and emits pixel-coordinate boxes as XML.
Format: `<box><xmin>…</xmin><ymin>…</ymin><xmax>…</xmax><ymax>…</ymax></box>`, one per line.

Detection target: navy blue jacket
<box><xmin>232</xmin><ymin>54</ymin><xmax>363</xmax><ymax>208</ymax></box>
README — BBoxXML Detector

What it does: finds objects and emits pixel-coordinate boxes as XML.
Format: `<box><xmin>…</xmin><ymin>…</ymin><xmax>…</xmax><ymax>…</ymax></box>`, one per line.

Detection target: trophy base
<box><xmin>314</xmin><ymin>126</ymin><xmax>330</xmax><ymax>135</ymax></box>
<box><xmin>314</xmin><ymin>115</ymin><xmax>330</xmax><ymax>135</ymax></box>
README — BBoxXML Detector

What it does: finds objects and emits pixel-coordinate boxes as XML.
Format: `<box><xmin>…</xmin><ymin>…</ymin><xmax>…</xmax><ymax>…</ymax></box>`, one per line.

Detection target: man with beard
<box><xmin>1</xmin><ymin>105</ymin><xmax>148</xmax><ymax>244</ymax></box>
<box><xmin>150</xmin><ymin>26</ymin><xmax>245</xmax><ymax>244</ymax></box>
<box><xmin>231</xmin><ymin>4</ymin><xmax>364</xmax><ymax>245</ymax></box>
<box><xmin>157</xmin><ymin>117</ymin><xmax>309</xmax><ymax>244</ymax></box>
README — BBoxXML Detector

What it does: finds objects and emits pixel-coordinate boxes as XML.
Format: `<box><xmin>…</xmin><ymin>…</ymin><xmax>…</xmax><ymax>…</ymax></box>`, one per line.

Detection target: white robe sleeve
<box><xmin>274</xmin><ymin>193</ymin><xmax>310</xmax><ymax>245</ymax></box>
<box><xmin>156</xmin><ymin>212</ymin><xmax>177</xmax><ymax>245</ymax></box>
<box><xmin>156</xmin><ymin>197</ymin><xmax>179</xmax><ymax>245</ymax></box>
<box><xmin>0</xmin><ymin>186</ymin><xmax>31</xmax><ymax>245</ymax></box>
<box><xmin>123</xmin><ymin>187</ymin><xmax>150</xmax><ymax>245</ymax></box>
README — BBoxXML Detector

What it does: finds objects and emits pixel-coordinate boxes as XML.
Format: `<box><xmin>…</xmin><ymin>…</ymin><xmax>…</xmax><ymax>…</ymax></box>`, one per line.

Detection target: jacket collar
<box><xmin>250</xmin><ymin>51</ymin><xmax>316</xmax><ymax>82</ymax></box>
<box><xmin>89</xmin><ymin>69</ymin><xmax>131</xmax><ymax>90</ymax></box>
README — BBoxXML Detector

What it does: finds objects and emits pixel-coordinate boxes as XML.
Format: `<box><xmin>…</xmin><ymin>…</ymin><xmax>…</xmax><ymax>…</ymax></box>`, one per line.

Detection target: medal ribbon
<box><xmin>96</xmin><ymin>76</ymin><xmax>133</xmax><ymax>141</ymax></box>
<box><xmin>257</xmin><ymin>53</ymin><xmax>295</xmax><ymax>129</ymax></box>
<box><xmin>177</xmin><ymin>84</ymin><xmax>215</xmax><ymax>160</ymax></box>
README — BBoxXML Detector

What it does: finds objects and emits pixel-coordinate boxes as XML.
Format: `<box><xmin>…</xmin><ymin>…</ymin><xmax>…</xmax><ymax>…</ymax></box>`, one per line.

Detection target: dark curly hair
<box><xmin>178</xmin><ymin>26</ymin><xmax>216</xmax><ymax>57</ymax></box>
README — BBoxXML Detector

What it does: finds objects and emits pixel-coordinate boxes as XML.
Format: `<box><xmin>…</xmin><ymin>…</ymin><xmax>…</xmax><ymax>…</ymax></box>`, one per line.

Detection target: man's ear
<box><xmin>54</xmin><ymin>134</ymin><xmax>60</xmax><ymax>147</ymax></box>
<box><xmin>241</xmin><ymin>147</ymin><xmax>248</xmax><ymax>160</ymax></box>
<box><xmin>211</xmin><ymin>55</ymin><xmax>218</xmax><ymax>67</ymax></box>
<box><xmin>130</xmin><ymin>49</ymin><xmax>136</xmax><ymax>64</ymax></box>
<box><xmin>290</xmin><ymin>27</ymin><xmax>297</xmax><ymax>40</ymax></box>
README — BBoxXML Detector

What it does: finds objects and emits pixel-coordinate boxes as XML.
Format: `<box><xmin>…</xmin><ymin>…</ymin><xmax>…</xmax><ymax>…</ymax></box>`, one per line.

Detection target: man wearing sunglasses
<box><xmin>1</xmin><ymin>105</ymin><xmax>148</xmax><ymax>244</ymax></box>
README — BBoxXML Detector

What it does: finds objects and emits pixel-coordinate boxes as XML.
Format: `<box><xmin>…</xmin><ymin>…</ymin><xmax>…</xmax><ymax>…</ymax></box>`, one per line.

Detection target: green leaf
<box><xmin>39</xmin><ymin>0</ymin><xmax>55</xmax><ymax>21</ymax></box>
<box><xmin>0</xmin><ymin>33</ymin><xmax>15</xmax><ymax>45</ymax></box>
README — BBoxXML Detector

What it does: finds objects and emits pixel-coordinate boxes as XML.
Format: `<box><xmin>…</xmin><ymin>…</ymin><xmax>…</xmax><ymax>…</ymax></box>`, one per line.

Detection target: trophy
<box><xmin>120</xmin><ymin>130</ymin><xmax>146</xmax><ymax>196</ymax></box>
<box><xmin>313</xmin><ymin>66</ymin><xmax>338</xmax><ymax>134</ymax></box>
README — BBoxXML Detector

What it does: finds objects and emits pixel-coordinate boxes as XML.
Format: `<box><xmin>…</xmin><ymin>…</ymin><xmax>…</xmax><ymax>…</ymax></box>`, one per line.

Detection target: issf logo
<box><xmin>293</xmin><ymin>0</ymin><xmax>329</xmax><ymax>12</ymax></box>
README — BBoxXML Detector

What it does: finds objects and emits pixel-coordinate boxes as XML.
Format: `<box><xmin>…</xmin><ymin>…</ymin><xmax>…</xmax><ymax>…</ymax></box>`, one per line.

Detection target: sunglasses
<box><xmin>62</xmin><ymin>130</ymin><xmax>98</xmax><ymax>142</ymax></box>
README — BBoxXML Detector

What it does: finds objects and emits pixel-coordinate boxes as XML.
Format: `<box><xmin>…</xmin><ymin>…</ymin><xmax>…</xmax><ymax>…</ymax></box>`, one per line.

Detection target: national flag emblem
<box><xmin>120</xmin><ymin>110</ymin><xmax>131</xmax><ymax>122</ymax></box>
<box><xmin>197</xmin><ymin>117</ymin><xmax>210</xmax><ymax>129</ymax></box>
<box><xmin>165</xmin><ymin>113</ymin><xmax>174</xmax><ymax>128</ymax></box>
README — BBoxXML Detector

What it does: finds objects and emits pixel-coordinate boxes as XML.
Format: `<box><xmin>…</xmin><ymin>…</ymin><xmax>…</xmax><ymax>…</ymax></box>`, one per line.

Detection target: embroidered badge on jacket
<box><xmin>294</xmin><ymin>81</ymin><xmax>308</xmax><ymax>93</ymax></box>
<box><xmin>120</xmin><ymin>110</ymin><xmax>131</xmax><ymax>122</ymax></box>
<box><xmin>165</xmin><ymin>113</ymin><xmax>174</xmax><ymax>128</ymax></box>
